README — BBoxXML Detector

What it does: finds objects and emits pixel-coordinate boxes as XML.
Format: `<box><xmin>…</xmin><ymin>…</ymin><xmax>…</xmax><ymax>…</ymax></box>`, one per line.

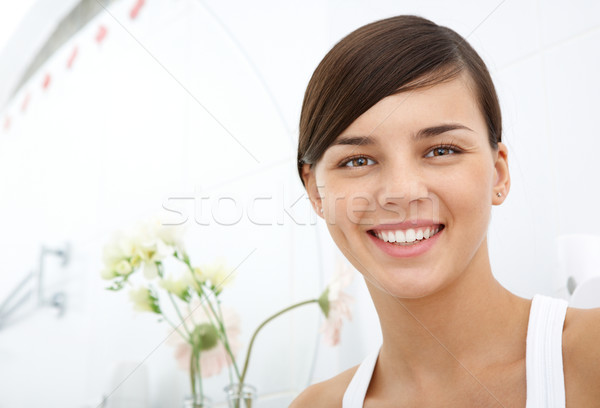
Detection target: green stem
<box><xmin>215</xmin><ymin>299</ymin><xmax>236</xmax><ymax>384</ymax></box>
<box><xmin>161</xmin><ymin>312</ymin><xmax>189</xmax><ymax>341</ymax></box>
<box><xmin>205</xmin><ymin>295</ymin><xmax>241</xmax><ymax>380</ymax></box>
<box><xmin>190</xmin><ymin>290</ymin><xmax>233</xmax><ymax>382</ymax></box>
<box><xmin>176</xmin><ymin>253</ymin><xmax>241</xmax><ymax>381</ymax></box>
<box><xmin>215</xmin><ymin>301</ymin><xmax>234</xmax><ymax>385</ymax></box>
<box><xmin>195</xmin><ymin>348</ymin><xmax>204</xmax><ymax>404</ymax></box>
<box><xmin>239</xmin><ymin>299</ymin><xmax>317</xmax><ymax>386</ymax></box>
<box><xmin>198</xmin><ymin>298</ymin><xmax>243</xmax><ymax>384</ymax></box>
<box><xmin>168</xmin><ymin>292</ymin><xmax>192</xmax><ymax>337</ymax></box>
<box><xmin>155</xmin><ymin>261</ymin><xmax>192</xmax><ymax>337</ymax></box>
<box><xmin>174</xmin><ymin>255</ymin><xmax>217</xmax><ymax>327</ymax></box>
<box><xmin>195</xmin><ymin>291</ymin><xmax>218</xmax><ymax>330</ymax></box>
<box><xmin>190</xmin><ymin>348</ymin><xmax>197</xmax><ymax>403</ymax></box>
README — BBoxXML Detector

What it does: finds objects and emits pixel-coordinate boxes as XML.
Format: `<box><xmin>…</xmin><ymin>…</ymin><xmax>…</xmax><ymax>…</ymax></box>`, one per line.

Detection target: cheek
<box><xmin>319</xmin><ymin>179</ymin><xmax>377</xmax><ymax>252</ymax></box>
<box><xmin>322</xmin><ymin>179</ymin><xmax>377</xmax><ymax>228</ymax></box>
<box><xmin>443</xmin><ymin>161</ymin><xmax>493</xmax><ymax>224</ymax></box>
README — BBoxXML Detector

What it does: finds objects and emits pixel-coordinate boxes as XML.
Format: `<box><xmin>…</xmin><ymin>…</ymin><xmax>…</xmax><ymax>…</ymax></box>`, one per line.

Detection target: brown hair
<box><xmin>297</xmin><ymin>15</ymin><xmax>502</xmax><ymax>186</ymax></box>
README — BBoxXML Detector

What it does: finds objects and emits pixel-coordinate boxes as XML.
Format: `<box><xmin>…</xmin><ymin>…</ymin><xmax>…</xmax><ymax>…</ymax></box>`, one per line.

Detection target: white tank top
<box><xmin>342</xmin><ymin>294</ymin><xmax>569</xmax><ymax>407</ymax></box>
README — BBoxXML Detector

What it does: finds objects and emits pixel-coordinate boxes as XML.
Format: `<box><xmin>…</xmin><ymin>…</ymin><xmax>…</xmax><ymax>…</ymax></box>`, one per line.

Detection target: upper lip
<box><xmin>368</xmin><ymin>220</ymin><xmax>444</xmax><ymax>231</ymax></box>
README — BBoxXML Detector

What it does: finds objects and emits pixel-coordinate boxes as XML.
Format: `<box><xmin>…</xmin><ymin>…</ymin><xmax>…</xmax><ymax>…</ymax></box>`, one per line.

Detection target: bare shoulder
<box><xmin>289</xmin><ymin>365</ymin><xmax>359</xmax><ymax>408</ymax></box>
<box><xmin>563</xmin><ymin>306</ymin><xmax>600</xmax><ymax>402</ymax></box>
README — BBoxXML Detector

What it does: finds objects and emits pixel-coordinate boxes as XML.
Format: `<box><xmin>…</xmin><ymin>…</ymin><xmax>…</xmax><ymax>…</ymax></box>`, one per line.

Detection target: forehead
<box><xmin>335</xmin><ymin>74</ymin><xmax>484</xmax><ymax>143</ymax></box>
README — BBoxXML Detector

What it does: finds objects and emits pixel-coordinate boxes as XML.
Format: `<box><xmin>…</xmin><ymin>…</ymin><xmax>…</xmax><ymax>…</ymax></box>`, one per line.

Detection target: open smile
<box><xmin>367</xmin><ymin>224</ymin><xmax>445</xmax><ymax>257</ymax></box>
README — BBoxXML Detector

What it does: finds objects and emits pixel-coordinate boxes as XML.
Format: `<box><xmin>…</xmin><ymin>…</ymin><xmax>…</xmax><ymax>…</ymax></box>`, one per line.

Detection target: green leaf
<box><xmin>105</xmin><ymin>279</ymin><xmax>126</xmax><ymax>291</ymax></box>
<box><xmin>148</xmin><ymin>287</ymin><xmax>162</xmax><ymax>314</ymax></box>
<box><xmin>179</xmin><ymin>287</ymin><xmax>192</xmax><ymax>303</ymax></box>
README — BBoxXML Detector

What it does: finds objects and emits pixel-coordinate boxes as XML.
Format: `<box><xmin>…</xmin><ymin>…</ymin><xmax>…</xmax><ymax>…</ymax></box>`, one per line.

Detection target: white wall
<box><xmin>0</xmin><ymin>0</ymin><xmax>599</xmax><ymax>406</ymax></box>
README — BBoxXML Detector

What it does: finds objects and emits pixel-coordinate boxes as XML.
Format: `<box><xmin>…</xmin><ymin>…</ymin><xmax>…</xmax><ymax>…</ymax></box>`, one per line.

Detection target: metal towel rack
<box><xmin>0</xmin><ymin>242</ymin><xmax>71</xmax><ymax>329</ymax></box>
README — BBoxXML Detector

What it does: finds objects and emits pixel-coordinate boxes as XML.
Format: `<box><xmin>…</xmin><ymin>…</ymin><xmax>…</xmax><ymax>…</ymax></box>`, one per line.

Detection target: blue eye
<box><xmin>341</xmin><ymin>156</ymin><xmax>376</xmax><ymax>168</ymax></box>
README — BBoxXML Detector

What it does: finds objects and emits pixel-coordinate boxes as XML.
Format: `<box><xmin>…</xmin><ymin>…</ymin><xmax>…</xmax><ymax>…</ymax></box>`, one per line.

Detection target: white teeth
<box><xmin>374</xmin><ymin>226</ymin><xmax>442</xmax><ymax>244</ymax></box>
<box><xmin>416</xmin><ymin>229</ymin><xmax>424</xmax><ymax>240</ymax></box>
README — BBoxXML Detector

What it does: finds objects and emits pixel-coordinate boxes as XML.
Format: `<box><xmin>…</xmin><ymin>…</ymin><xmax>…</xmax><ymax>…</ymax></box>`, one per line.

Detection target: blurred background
<box><xmin>1</xmin><ymin>0</ymin><xmax>599</xmax><ymax>406</ymax></box>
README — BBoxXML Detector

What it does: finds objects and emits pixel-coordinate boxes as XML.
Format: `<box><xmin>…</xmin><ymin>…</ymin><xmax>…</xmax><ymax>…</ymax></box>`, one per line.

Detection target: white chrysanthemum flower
<box><xmin>318</xmin><ymin>257</ymin><xmax>354</xmax><ymax>346</ymax></box>
<box><xmin>194</xmin><ymin>258</ymin><xmax>236</xmax><ymax>293</ymax></box>
<box><xmin>159</xmin><ymin>276</ymin><xmax>191</xmax><ymax>301</ymax></box>
<box><xmin>101</xmin><ymin>215</ymin><xmax>188</xmax><ymax>282</ymax></box>
<box><xmin>114</xmin><ymin>259</ymin><xmax>133</xmax><ymax>276</ymax></box>
<box><xmin>102</xmin><ymin>231</ymin><xmax>132</xmax><ymax>264</ymax></box>
<box><xmin>142</xmin><ymin>260</ymin><xmax>159</xmax><ymax>280</ymax></box>
<box><xmin>150</xmin><ymin>215</ymin><xmax>187</xmax><ymax>254</ymax></box>
<box><xmin>136</xmin><ymin>215</ymin><xmax>187</xmax><ymax>252</ymax></box>
<box><xmin>167</xmin><ymin>302</ymin><xmax>241</xmax><ymax>378</ymax></box>
<box><xmin>102</xmin><ymin>231</ymin><xmax>139</xmax><ymax>271</ymax></box>
<box><xmin>134</xmin><ymin>226</ymin><xmax>174</xmax><ymax>261</ymax></box>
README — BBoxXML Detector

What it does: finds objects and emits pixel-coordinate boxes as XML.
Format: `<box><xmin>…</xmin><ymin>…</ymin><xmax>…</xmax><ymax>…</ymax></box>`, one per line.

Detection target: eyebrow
<box><xmin>331</xmin><ymin>123</ymin><xmax>473</xmax><ymax>146</ymax></box>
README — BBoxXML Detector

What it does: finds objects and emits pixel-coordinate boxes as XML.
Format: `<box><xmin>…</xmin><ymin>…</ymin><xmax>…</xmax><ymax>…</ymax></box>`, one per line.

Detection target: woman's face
<box><xmin>302</xmin><ymin>73</ymin><xmax>510</xmax><ymax>299</ymax></box>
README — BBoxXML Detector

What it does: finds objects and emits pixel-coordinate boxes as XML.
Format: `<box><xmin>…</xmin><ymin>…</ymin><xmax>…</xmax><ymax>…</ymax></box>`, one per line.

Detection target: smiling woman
<box><xmin>291</xmin><ymin>15</ymin><xmax>600</xmax><ymax>408</ymax></box>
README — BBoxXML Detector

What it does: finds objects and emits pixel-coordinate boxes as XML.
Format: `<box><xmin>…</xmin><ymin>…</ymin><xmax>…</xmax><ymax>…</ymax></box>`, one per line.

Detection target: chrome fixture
<box><xmin>0</xmin><ymin>242</ymin><xmax>70</xmax><ymax>329</ymax></box>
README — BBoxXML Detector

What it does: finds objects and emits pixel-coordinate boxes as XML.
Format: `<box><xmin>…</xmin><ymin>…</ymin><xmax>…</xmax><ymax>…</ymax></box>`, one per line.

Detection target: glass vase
<box><xmin>182</xmin><ymin>395</ymin><xmax>213</xmax><ymax>408</ymax></box>
<box><xmin>224</xmin><ymin>383</ymin><xmax>257</xmax><ymax>408</ymax></box>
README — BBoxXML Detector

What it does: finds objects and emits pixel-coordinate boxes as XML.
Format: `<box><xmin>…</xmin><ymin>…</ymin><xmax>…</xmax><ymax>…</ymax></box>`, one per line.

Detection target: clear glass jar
<box><xmin>224</xmin><ymin>383</ymin><xmax>257</xmax><ymax>408</ymax></box>
<box><xmin>182</xmin><ymin>395</ymin><xmax>213</xmax><ymax>408</ymax></box>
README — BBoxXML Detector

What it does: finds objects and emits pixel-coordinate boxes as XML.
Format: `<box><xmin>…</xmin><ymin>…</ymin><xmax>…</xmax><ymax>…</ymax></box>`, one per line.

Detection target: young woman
<box><xmin>291</xmin><ymin>15</ymin><xmax>600</xmax><ymax>407</ymax></box>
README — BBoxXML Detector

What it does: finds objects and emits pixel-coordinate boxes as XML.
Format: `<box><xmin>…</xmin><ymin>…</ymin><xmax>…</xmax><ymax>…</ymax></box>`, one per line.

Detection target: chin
<box><xmin>363</xmin><ymin>266</ymin><xmax>445</xmax><ymax>300</ymax></box>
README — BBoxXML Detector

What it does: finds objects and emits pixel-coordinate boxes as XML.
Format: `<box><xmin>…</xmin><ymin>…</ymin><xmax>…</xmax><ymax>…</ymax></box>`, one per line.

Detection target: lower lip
<box><xmin>367</xmin><ymin>227</ymin><xmax>444</xmax><ymax>258</ymax></box>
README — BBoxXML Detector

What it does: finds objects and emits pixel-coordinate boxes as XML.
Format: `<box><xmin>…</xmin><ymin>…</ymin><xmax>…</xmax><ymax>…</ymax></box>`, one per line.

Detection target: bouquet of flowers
<box><xmin>100</xmin><ymin>215</ymin><xmax>354</xmax><ymax>407</ymax></box>
<box><xmin>101</xmin><ymin>216</ymin><xmax>239</xmax><ymax>406</ymax></box>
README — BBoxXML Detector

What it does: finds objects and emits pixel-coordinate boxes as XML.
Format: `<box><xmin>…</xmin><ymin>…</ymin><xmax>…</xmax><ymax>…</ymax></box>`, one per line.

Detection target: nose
<box><xmin>376</xmin><ymin>158</ymin><xmax>431</xmax><ymax>221</ymax></box>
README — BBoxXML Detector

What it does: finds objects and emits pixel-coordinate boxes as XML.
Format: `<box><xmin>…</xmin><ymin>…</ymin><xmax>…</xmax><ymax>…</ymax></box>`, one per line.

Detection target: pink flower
<box><xmin>320</xmin><ymin>291</ymin><xmax>353</xmax><ymax>346</ymax></box>
<box><xmin>167</xmin><ymin>302</ymin><xmax>241</xmax><ymax>378</ymax></box>
<box><xmin>318</xmin><ymin>257</ymin><xmax>354</xmax><ymax>346</ymax></box>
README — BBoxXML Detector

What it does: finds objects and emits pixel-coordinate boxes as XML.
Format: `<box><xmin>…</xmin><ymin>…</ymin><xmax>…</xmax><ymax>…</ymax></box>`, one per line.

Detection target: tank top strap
<box><xmin>342</xmin><ymin>346</ymin><xmax>381</xmax><ymax>408</ymax></box>
<box><xmin>525</xmin><ymin>293</ymin><xmax>569</xmax><ymax>408</ymax></box>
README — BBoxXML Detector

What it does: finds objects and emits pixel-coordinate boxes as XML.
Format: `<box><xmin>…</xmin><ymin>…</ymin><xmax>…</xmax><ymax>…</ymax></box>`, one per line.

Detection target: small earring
<box><xmin>496</xmin><ymin>192</ymin><xmax>502</xmax><ymax>197</ymax></box>
<box><xmin>319</xmin><ymin>207</ymin><xmax>324</xmax><ymax>214</ymax></box>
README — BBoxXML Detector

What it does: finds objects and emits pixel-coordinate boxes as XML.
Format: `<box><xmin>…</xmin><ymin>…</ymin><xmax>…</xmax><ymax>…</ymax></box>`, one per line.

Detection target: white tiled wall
<box><xmin>0</xmin><ymin>0</ymin><xmax>598</xmax><ymax>406</ymax></box>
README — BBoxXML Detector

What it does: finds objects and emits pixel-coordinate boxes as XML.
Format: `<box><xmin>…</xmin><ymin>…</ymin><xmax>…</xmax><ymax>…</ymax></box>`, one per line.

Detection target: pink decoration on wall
<box><xmin>42</xmin><ymin>74</ymin><xmax>51</xmax><ymax>90</ymax></box>
<box><xmin>21</xmin><ymin>93</ymin><xmax>31</xmax><ymax>112</ymax></box>
<box><xmin>67</xmin><ymin>46</ymin><xmax>78</xmax><ymax>69</ymax></box>
<box><xmin>95</xmin><ymin>25</ymin><xmax>107</xmax><ymax>44</ymax></box>
<box><xmin>130</xmin><ymin>0</ymin><xmax>145</xmax><ymax>20</ymax></box>
<box><xmin>2</xmin><ymin>2</ymin><xmax>150</xmax><ymax>134</ymax></box>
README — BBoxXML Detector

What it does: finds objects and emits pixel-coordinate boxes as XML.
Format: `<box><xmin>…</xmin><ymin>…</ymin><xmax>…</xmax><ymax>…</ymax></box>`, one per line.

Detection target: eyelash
<box><xmin>338</xmin><ymin>143</ymin><xmax>462</xmax><ymax>168</ymax></box>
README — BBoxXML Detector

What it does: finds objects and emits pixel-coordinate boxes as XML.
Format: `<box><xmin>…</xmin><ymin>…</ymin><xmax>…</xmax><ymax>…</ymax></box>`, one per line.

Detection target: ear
<box><xmin>301</xmin><ymin>163</ymin><xmax>324</xmax><ymax>218</ymax></box>
<box><xmin>493</xmin><ymin>142</ymin><xmax>510</xmax><ymax>204</ymax></box>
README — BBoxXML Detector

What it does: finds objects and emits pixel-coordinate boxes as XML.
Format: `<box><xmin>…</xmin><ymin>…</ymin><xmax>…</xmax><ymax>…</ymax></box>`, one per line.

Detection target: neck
<box><xmin>366</xmin><ymin>239</ymin><xmax>531</xmax><ymax>389</ymax></box>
